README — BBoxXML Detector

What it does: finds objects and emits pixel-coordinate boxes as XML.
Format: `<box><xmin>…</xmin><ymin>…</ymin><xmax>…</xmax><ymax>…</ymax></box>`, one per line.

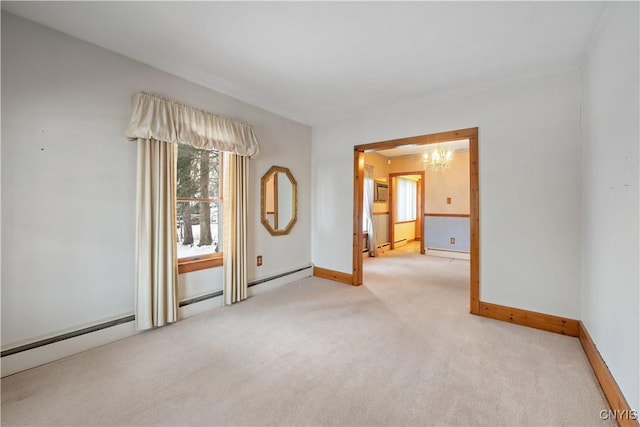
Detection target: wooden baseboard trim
<box><xmin>478</xmin><ymin>301</ymin><xmax>579</xmax><ymax>337</ymax></box>
<box><xmin>579</xmin><ymin>322</ymin><xmax>639</xmax><ymax>426</ymax></box>
<box><xmin>313</xmin><ymin>266</ymin><xmax>354</xmax><ymax>286</ymax></box>
<box><xmin>477</xmin><ymin>303</ymin><xmax>637</xmax><ymax>424</ymax></box>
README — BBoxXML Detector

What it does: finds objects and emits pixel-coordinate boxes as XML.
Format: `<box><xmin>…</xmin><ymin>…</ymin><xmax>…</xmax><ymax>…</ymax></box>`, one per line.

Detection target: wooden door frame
<box><xmin>352</xmin><ymin>127</ymin><xmax>480</xmax><ymax>314</ymax></box>
<box><xmin>388</xmin><ymin>171</ymin><xmax>425</xmax><ymax>254</ymax></box>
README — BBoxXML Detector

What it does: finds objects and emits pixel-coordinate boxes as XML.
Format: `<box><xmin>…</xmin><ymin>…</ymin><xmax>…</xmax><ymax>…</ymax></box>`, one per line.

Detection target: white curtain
<box><xmin>364</xmin><ymin>165</ymin><xmax>377</xmax><ymax>256</ymax></box>
<box><xmin>223</xmin><ymin>152</ymin><xmax>248</xmax><ymax>305</ymax></box>
<box><xmin>126</xmin><ymin>92</ymin><xmax>260</xmax><ymax>158</ymax></box>
<box><xmin>126</xmin><ymin>92</ymin><xmax>259</xmax><ymax>329</ymax></box>
<box><xmin>135</xmin><ymin>139</ymin><xmax>178</xmax><ymax>330</ymax></box>
<box><xmin>396</xmin><ymin>177</ymin><xmax>417</xmax><ymax>222</ymax></box>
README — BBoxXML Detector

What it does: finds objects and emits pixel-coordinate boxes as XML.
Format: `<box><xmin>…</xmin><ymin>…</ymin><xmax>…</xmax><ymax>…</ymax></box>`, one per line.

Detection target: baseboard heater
<box><xmin>376</xmin><ymin>242</ymin><xmax>390</xmax><ymax>249</ymax></box>
<box><xmin>394</xmin><ymin>238</ymin><xmax>408</xmax><ymax>247</ymax></box>
<box><xmin>1</xmin><ymin>264</ymin><xmax>313</xmax><ymax>358</ymax></box>
<box><xmin>248</xmin><ymin>264</ymin><xmax>312</xmax><ymax>287</ymax></box>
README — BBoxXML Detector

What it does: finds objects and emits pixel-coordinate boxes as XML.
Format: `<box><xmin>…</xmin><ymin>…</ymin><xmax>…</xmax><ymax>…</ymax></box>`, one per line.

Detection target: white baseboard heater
<box><xmin>1</xmin><ymin>264</ymin><xmax>313</xmax><ymax>359</ymax></box>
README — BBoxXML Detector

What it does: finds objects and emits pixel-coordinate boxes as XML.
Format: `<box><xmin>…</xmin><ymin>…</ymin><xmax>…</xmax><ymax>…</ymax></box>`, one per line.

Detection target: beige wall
<box><xmin>425</xmin><ymin>151</ymin><xmax>470</xmax><ymax>214</ymax></box>
<box><xmin>388</xmin><ymin>151</ymin><xmax>470</xmax><ymax>215</ymax></box>
<box><xmin>364</xmin><ymin>152</ymin><xmax>389</xmax><ymax>214</ymax></box>
<box><xmin>265</xmin><ymin>175</ymin><xmax>275</xmax><ymax>212</ymax></box>
<box><xmin>389</xmin><ymin>156</ymin><xmax>422</xmax><ymax>174</ymax></box>
<box><xmin>394</xmin><ymin>221</ymin><xmax>416</xmax><ymax>242</ymax></box>
<box><xmin>366</xmin><ymin>151</ymin><xmax>469</xmax><ymax>246</ymax></box>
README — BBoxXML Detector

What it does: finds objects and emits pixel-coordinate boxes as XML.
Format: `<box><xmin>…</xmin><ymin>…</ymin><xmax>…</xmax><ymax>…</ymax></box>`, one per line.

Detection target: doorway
<box><xmin>352</xmin><ymin>127</ymin><xmax>479</xmax><ymax>314</ymax></box>
<box><xmin>389</xmin><ymin>172</ymin><xmax>425</xmax><ymax>254</ymax></box>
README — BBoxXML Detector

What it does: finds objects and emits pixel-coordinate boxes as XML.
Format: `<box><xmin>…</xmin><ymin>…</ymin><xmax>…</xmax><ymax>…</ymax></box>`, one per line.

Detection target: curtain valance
<box><xmin>125</xmin><ymin>92</ymin><xmax>260</xmax><ymax>158</ymax></box>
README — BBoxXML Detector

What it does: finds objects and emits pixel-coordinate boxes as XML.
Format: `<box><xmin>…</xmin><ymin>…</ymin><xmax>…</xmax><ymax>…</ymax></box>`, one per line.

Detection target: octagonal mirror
<box><xmin>261</xmin><ymin>166</ymin><xmax>297</xmax><ymax>236</ymax></box>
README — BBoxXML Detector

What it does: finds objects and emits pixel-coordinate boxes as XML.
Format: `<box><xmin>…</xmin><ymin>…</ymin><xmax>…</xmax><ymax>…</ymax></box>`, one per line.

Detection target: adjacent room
<box><xmin>360</xmin><ymin>140</ymin><xmax>471</xmax><ymax>321</ymax></box>
<box><xmin>362</xmin><ymin>139</ymin><xmax>471</xmax><ymax>259</ymax></box>
<box><xmin>1</xmin><ymin>2</ymin><xmax>638</xmax><ymax>426</ymax></box>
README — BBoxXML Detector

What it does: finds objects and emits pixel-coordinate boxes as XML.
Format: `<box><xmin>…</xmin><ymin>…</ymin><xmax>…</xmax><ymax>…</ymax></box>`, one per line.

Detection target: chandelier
<box><xmin>422</xmin><ymin>145</ymin><xmax>453</xmax><ymax>171</ymax></box>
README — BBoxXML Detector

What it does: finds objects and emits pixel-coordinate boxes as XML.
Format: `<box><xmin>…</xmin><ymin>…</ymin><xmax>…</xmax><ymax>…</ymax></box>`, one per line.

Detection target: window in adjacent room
<box><xmin>395</xmin><ymin>177</ymin><xmax>417</xmax><ymax>222</ymax></box>
<box><xmin>176</xmin><ymin>144</ymin><xmax>223</xmax><ymax>273</ymax></box>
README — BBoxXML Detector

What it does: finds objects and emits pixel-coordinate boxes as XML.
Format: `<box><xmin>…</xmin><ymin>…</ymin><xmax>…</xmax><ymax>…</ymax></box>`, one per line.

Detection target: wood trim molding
<box><xmin>389</xmin><ymin>171</ymin><xmax>424</xmax><ymax>178</ymax></box>
<box><xmin>469</xmin><ymin>133</ymin><xmax>480</xmax><ymax>314</ymax></box>
<box><xmin>395</xmin><ymin>219</ymin><xmax>417</xmax><ymax>225</ymax></box>
<box><xmin>358</xmin><ymin>127</ymin><xmax>479</xmax><ymax>152</ymax></box>
<box><xmin>389</xmin><ymin>172</ymin><xmax>395</xmax><ymax>249</ymax></box>
<box><xmin>478</xmin><ymin>303</ymin><xmax>637</xmax><ymax>424</ymax></box>
<box><xmin>579</xmin><ymin>322</ymin><xmax>639</xmax><ymax>426</ymax></box>
<box><xmin>178</xmin><ymin>255</ymin><xmax>223</xmax><ymax>274</ymax></box>
<box><xmin>417</xmin><ymin>178</ymin><xmax>424</xmax><ymax>254</ymax></box>
<box><xmin>313</xmin><ymin>266</ymin><xmax>354</xmax><ymax>286</ymax></box>
<box><xmin>478</xmin><ymin>301</ymin><xmax>579</xmax><ymax>337</ymax></box>
<box><xmin>372</xmin><ymin>211</ymin><xmax>390</xmax><ymax>216</ymax></box>
<box><xmin>424</xmin><ymin>213</ymin><xmax>470</xmax><ymax>217</ymax></box>
<box><xmin>353</xmin><ymin>149</ymin><xmax>365</xmax><ymax>286</ymax></box>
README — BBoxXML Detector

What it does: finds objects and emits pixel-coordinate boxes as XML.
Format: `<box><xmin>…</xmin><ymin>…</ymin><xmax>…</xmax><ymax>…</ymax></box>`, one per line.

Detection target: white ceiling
<box><xmin>2</xmin><ymin>1</ymin><xmax>606</xmax><ymax>126</ymax></box>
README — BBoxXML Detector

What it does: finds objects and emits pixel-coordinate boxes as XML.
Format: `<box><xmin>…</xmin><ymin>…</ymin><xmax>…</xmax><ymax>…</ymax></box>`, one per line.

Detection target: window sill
<box><xmin>178</xmin><ymin>254</ymin><xmax>223</xmax><ymax>274</ymax></box>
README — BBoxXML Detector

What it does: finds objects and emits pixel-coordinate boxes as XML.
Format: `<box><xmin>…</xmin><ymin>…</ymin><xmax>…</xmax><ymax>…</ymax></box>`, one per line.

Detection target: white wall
<box><xmin>312</xmin><ymin>70</ymin><xmax>583</xmax><ymax>319</ymax></box>
<box><xmin>1</xmin><ymin>13</ymin><xmax>312</xmax><ymax>349</ymax></box>
<box><xmin>581</xmin><ymin>2</ymin><xmax>639</xmax><ymax>411</ymax></box>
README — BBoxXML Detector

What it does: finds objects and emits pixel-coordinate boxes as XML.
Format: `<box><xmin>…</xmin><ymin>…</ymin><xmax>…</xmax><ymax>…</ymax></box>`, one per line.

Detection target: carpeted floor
<box><xmin>1</xmin><ymin>250</ymin><xmax>611</xmax><ymax>426</ymax></box>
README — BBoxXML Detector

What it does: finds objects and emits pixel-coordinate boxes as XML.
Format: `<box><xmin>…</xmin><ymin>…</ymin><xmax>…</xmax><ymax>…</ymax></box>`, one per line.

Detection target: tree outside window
<box><xmin>176</xmin><ymin>145</ymin><xmax>222</xmax><ymax>262</ymax></box>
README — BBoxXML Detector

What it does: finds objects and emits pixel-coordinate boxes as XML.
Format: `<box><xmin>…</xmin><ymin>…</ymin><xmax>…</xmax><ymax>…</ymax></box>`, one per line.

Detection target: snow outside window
<box><xmin>176</xmin><ymin>145</ymin><xmax>223</xmax><ymax>260</ymax></box>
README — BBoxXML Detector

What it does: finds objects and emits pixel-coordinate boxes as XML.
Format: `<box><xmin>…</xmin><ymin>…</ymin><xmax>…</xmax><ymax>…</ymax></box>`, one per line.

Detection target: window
<box><xmin>395</xmin><ymin>177</ymin><xmax>417</xmax><ymax>222</ymax></box>
<box><xmin>176</xmin><ymin>144</ymin><xmax>223</xmax><ymax>273</ymax></box>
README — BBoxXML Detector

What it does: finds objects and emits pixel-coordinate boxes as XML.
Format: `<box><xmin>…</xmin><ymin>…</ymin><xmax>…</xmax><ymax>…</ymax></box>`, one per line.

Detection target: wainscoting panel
<box><xmin>424</xmin><ymin>215</ymin><xmax>470</xmax><ymax>252</ymax></box>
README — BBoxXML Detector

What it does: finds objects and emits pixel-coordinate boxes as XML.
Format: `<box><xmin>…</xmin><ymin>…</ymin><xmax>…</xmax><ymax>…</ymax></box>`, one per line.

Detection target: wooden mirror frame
<box><xmin>260</xmin><ymin>166</ymin><xmax>298</xmax><ymax>236</ymax></box>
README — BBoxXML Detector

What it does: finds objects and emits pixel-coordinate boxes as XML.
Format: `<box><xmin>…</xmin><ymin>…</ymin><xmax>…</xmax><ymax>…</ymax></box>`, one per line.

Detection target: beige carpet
<box><xmin>1</xmin><ymin>251</ymin><xmax>612</xmax><ymax>426</ymax></box>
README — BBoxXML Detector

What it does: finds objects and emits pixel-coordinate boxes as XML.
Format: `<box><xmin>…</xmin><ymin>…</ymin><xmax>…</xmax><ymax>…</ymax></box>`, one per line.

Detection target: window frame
<box><xmin>176</xmin><ymin>148</ymin><xmax>224</xmax><ymax>274</ymax></box>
